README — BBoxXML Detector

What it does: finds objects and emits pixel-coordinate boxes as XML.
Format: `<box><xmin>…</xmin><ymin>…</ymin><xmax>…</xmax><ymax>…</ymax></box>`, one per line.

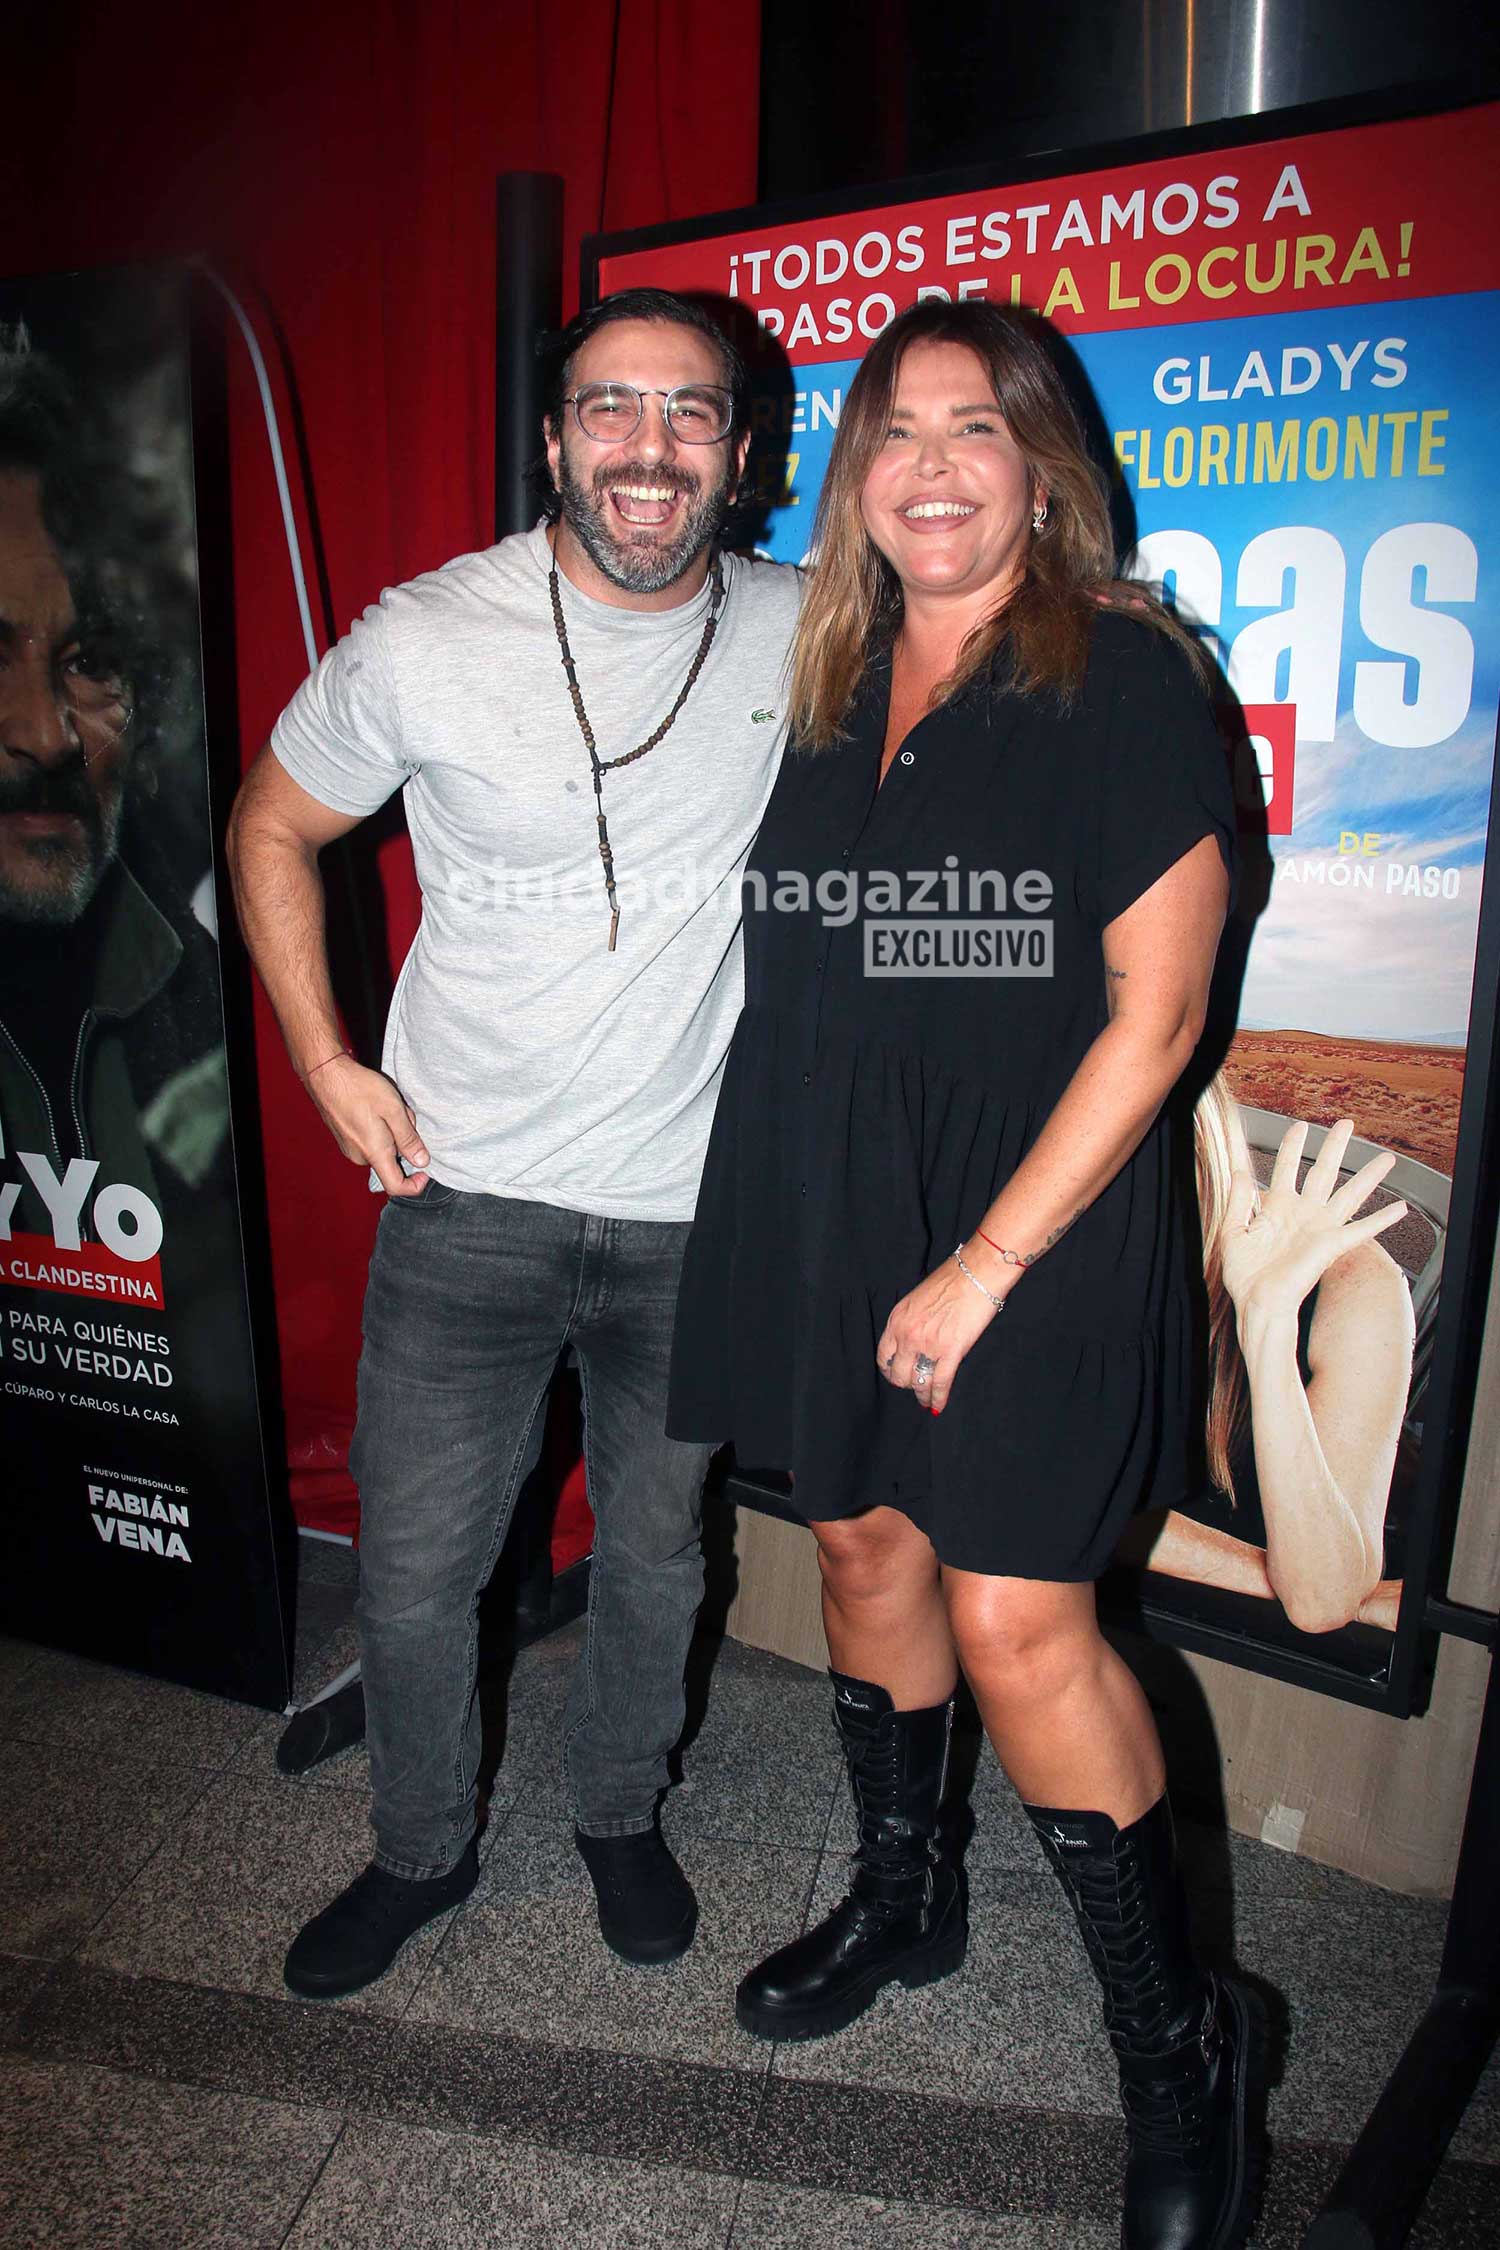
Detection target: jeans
<box><xmin>349</xmin><ymin>1182</ymin><xmax>712</xmax><ymax>1880</ymax></box>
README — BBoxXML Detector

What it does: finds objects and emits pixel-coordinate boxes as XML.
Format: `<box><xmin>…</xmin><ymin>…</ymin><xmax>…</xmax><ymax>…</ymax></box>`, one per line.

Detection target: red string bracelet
<box><xmin>302</xmin><ymin>1046</ymin><xmax>352</xmax><ymax>1082</ymax></box>
<box><xmin>974</xmin><ymin>1226</ymin><xmax>1030</xmax><ymax>1268</ymax></box>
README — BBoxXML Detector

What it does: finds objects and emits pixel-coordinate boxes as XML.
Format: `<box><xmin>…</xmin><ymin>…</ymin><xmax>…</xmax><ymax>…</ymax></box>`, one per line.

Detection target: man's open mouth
<box><xmin>605</xmin><ymin>482</ymin><xmax>690</xmax><ymax>528</ymax></box>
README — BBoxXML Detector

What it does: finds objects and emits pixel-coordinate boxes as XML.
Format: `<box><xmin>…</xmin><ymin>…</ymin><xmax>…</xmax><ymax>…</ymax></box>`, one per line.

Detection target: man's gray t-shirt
<box><xmin>272</xmin><ymin>526</ymin><xmax>801</xmax><ymax>1221</ymax></box>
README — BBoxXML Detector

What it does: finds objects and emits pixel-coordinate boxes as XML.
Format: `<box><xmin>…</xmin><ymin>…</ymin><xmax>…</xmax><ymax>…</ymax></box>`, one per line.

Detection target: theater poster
<box><xmin>590</xmin><ymin>93</ymin><xmax>1500</xmax><ymax>1711</ymax></box>
<box><xmin>0</xmin><ymin>267</ymin><xmax>291</xmax><ymax>1708</ymax></box>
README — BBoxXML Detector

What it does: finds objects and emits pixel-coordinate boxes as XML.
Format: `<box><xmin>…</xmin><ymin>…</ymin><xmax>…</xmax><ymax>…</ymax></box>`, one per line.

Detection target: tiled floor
<box><xmin>3</xmin><ymin>1533</ymin><xmax>1496</xmax><ymax>2249</ymax></box>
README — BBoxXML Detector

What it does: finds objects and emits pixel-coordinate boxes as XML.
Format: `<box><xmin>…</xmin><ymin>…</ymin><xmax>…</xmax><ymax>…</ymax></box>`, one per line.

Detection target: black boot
<box><xmin>1025</xmin><ymin>1797</ymin><xmax>1264</xmax><ymax>2250</ymax></box>
<box><xmin>575</xmin><ymin>1817</ymin><xmax>698</xmax><ymax>1965</ymax></box>
<box><xmin>283</xmin><ymin>1841</ymin><xmax>479</xmax><ymax>2000</ymax></box>
<box><xmin>736</xmin><ymin>1672</ymin><xmax>966</xmax><ymax>2041</ymax></box>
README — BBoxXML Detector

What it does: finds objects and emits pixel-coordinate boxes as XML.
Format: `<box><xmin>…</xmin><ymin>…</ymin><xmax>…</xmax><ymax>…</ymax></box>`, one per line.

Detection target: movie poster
<box><xmin>0</xmin><ymin>267</ymin><xmax>290</xmax><ymax>1707</ymax></box>
<box><xmin>594</xmin><ymin>100</ymin><xmax>1500</xmax><ymax>1702</ymax></box>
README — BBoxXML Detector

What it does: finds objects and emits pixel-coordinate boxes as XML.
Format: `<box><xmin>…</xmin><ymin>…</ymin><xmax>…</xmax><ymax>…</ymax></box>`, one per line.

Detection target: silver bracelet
<box><xmin>953</xmin><ymin>1242</ymin><xmax>1007</xmax><ymax>1309</ymax></box>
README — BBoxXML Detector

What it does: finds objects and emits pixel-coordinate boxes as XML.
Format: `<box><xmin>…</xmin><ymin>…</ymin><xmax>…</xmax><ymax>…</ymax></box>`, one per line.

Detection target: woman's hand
<box><xmin>1221</xmin><ymin>1117</ymin><xmax>1407</xmax><ymax>1326</ymax></box>
<box><xmin>877</xmin><ymin>1251</ymin><xmax>1004</xmax><ymax>1415</ymax></box>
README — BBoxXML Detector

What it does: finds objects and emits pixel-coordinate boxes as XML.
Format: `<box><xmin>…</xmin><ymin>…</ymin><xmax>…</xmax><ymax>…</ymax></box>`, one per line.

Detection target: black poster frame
<box><xmin>584</xmin><ymin>81</ymin><xmax>1500</xmax><ymax>1719</ymax></box>
<box><xmin>0</xmin><ymin>261</ymin><xmax>293</xmax><ymax>1711</ymax></box>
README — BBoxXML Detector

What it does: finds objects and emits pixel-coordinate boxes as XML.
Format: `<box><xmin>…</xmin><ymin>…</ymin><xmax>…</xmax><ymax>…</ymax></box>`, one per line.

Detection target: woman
<box><xmin>1125</xmin><ymin>1079</ymin><xmax>1414</xmax><ymax>1634</ymax></box>
<box><xmin>668</xmin><ymin>299</ymin><xmax>1273</xmax><ymax>2250</ymax></box>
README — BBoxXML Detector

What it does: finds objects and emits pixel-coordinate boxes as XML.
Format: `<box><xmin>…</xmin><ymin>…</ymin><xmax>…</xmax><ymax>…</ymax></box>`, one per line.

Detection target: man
<box><xmin>230</xmin><ymin>287</ymin><xmax>800</xmax><ymax>1999</ymax></box>
<box><xmin>0</xmin><ymin>332</ymin><xmax>231</xmax><ymax>1270</ymax></box>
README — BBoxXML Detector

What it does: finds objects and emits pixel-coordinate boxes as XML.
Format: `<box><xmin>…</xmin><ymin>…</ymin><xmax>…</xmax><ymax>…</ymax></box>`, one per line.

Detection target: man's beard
<box><xmin>556</xmin><ymin>448</ymin><xmax>734</xmax><ymax>596</ymax></box>
<box><xmin>0</xmin><ymin>756</ymin><xmax>123</xmax><ymax>926</ymax></box>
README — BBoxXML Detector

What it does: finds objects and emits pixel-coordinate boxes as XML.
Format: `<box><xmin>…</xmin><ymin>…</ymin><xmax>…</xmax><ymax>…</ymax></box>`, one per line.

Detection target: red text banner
<box><xmin>600</xmin><ymin>106</ymin><xmax>1500</xmax><ymax>356</ymax></box>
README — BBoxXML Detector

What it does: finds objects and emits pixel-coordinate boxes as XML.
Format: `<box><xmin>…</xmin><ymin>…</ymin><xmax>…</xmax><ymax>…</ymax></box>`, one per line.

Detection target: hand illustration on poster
<box><xmin>1120</xmin><ymin>1082</ymin><xmax>1416</xmax><ymax>1636</ymax></box>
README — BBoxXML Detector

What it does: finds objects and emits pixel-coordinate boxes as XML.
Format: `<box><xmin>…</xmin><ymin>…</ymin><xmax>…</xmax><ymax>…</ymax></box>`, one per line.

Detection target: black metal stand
<box><xmin>495</xmin><ymin>170</ymin><xmax>563</xmax><ymax>538</ymax></box>
<box><xmin>1303</xmin><ymin>1606</ymin><xmax>1500</xmax><ymax>2247</ymax></box>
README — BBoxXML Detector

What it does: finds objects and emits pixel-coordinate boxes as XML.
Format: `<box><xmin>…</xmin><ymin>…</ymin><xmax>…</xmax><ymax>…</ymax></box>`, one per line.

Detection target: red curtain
<box><xmin>3</xmin><ymin>0</ymin><xmax>759</xmax><ymax>1538</ymax></box>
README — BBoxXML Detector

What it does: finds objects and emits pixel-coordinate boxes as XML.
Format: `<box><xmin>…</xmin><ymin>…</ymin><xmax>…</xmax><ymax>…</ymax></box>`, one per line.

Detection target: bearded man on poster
<box><xmin>0</xmin><ymin>334</ymin><xmax>233</xmax><ymax>1291</ymax></box>
<box><xmin>230</xmin><ymin>288</ymin><xmax>800</xmax><ymax>1998</ymax></box>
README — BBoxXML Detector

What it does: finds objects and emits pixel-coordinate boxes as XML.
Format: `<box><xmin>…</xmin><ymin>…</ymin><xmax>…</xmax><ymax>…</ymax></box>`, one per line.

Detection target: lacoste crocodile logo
<box><xmin>751</xmin><ymin>708</ymin><xmax>777</xmax><ymax>724</ymax></box>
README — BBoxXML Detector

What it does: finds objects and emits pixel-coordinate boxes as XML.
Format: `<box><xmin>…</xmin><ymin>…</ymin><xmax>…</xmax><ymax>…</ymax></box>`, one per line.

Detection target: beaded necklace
<box><xmin>549</xmin><ymin>554</ymin><xmax>726</xmax><ymax>952</ymax></box>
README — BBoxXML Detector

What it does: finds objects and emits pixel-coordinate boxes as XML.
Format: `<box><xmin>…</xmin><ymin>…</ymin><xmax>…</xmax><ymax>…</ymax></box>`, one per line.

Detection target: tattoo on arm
<box><xmin>980</xmin><ymin>1208</ymin><xmax>1087</xmax><ymax>1268</ymax></box>
<box><xmin>1106</xmin><ymin>966</ymin><xmax>1127</xmax><ymax>980</ymax></box>
<box><xmin>1041</xmin><ymin>1209</ymin><xmax>1085</xmax><ymax>1251</ymax></box>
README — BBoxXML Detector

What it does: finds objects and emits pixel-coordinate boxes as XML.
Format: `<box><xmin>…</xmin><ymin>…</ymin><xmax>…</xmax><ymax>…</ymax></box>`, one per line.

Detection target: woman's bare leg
<box><xmin>811</xmin><ymin>1506</ymin><xmax>957</xmax><ymax>1705</ymax></box>
<box><xmin>735</xmin><ymin>1506</ymin><xmax>966</xmax><ymax>2042</ymax></box>
<box><xmin>942</xmin><ymin>1569</ymin><xmax>1163</xmax><ymax>1821</ymax></box>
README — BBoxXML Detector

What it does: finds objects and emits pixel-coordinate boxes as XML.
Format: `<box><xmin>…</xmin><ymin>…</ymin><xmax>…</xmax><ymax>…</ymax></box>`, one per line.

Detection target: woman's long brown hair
<box><xmin>1194</xmin><ymin>1072</ymin><xmax>1252</xmax><ymax>1502</ymax></box>
<box><xmin>789</xmin><ymin>298</ymin><xmax>1201</xmax><ymax>746</ymax></box>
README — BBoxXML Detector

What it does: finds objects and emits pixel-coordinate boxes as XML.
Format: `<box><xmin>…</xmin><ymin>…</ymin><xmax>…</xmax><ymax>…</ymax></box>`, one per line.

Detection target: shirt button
<box><xmin>800</xmin><ymin>1183</ymin><xmax>808</xmax><ymax>1197</ymax></box>
<box><xmin>815</xmin><ymin>955</ymin><xmax>826</xmax><ymax>972</ymax></box>
<box><xmin>802</xmin><ymin>1071</ymin><xmax>811</xmax><ymax>1086</ymax></box>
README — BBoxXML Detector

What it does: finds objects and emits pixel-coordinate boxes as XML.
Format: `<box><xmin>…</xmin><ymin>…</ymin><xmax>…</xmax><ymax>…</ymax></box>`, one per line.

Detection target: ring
<box><xmin>913</xmin><ymin>1354</ymin><xmax>936</xmax><ymax>1387</ymax></box>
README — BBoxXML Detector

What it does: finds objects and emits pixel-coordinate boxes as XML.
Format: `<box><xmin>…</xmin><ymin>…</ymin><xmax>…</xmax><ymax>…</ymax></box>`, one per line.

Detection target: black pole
<box><xmin>495</xmin><ymin>171</ymin><xmax>564</xmax><ymax>539</ymax></box>
<box><xmin>1302</xmin><ymin>1622</ymin><xmax>1500</xmax><ymax>2248</ymax></box>
<box><xmin>494</xmin><ymin>169</ymin><xmax>571</xmax><ymax>1635</ymax></box>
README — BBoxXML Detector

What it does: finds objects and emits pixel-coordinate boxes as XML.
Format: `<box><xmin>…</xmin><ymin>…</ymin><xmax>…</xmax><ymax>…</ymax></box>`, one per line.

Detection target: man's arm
<box><xmin>227</xmin><ymin>747</ymin><xmax>430</xmax><ymax>1196</ymax></box>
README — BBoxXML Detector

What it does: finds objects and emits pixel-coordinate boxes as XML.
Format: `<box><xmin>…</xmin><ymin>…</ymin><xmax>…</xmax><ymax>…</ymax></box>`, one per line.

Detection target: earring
<box><xmin>1032</xmin><ymin>502</ymin><xmax>1049</xmax><ymax>533</ymax></box>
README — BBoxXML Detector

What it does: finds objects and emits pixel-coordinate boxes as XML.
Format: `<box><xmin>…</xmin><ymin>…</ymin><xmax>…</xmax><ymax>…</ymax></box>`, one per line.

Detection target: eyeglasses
<box><xmin>565</xmin><ymin>383</ymin><xmax>735</xmax><ymax>445</ymax></box>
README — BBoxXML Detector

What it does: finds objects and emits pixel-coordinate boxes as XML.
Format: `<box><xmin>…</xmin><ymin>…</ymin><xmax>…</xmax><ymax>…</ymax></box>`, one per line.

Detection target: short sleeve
<box><xmin>1086</xmin><ymin>618</ymin><xmax>1236</xmax><ymax>928</ymax></box>
<box><xmin>270</xmin><ymin>597</ymin><xmax>408</xmax><ymax>819</ymax></box>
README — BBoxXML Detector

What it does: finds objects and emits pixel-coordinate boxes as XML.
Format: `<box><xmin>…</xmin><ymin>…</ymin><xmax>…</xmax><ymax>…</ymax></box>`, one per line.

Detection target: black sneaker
<box><xmin>574</xmin><ymin>1821</ymin><xmax>697</xmax><ymax>1965</ymax></box>
<box><xmin>283</xmin><ymin>1843</ymin><xmax>479</xmax><ymax>1999</ymax></box>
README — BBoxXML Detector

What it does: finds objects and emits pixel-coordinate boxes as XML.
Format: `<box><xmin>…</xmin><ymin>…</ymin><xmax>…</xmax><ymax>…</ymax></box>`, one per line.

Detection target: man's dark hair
<box><xmin>536</xmin><ymin>287</ymin><xmax>749</xmax><ymax>523</ymax></box>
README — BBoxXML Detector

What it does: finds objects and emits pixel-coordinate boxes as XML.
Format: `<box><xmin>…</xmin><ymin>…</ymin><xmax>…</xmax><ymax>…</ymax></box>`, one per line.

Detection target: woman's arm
<box><xmin>1117</xmin><ymin>1509</ymin><xmax>1276</xmax><ymax>1598</ymax></box>
<box><xmin>877</xmin><ymin>832</ymin><xmax>1229</xmax><ymax>1411</ymax></box>
<box><xmin>1233</xmin><ymin>1213</ymin><xmax>1414</xmax><ymax>1633</ymax></box>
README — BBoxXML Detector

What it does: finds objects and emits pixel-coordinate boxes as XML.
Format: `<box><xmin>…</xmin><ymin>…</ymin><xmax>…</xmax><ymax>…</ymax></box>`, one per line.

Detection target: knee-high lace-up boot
<box><xmin>736</xmin><ymin>1671</ymin><xmax>966</xmax><ymax>2041</ymax></box>
<box><xmin>1025</xmin><ymin>1796</ymin><xmax>1264</xmax><ymax>2250</ymax></box>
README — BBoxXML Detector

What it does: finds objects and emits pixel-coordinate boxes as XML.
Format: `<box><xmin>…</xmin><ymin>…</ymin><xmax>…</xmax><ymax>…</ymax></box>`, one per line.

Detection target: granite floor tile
<box><xmin>292</xmin><ymin>1533</ymin><xmax>359</xmax><ymax>1588</ymax></box>
<box><xmin>779</xmin><ymin>1855</ymin><xmax>1116</xmax><ymax>2117</ymax></box>
<box><xmin>0</xmin><ymin>1951</ymin><xmax>54</xmax><ymax>2037</ymax></box>
<box><xmin>1251</xmin><ymin>2138</ymin><xmax>1500</xmax><ymax>2248</ymax></box>
<box><xmin>772</xmin><ymin>1847</ymin><xmax>1500</xmax><ymax>2167</ymax></box>
<box><xmin>17</xmin><ymin>1959</ymin><xmax>764</xmax><ymax>2179</ymax></box>
<box><xmin>751</xmin><ymin>2073</ymin><xmax>1126</xmax><ymax>2218</ymax></box>
<box><xmin>0</xmin><ymin>1736</ymin><xmax>218</xmax><ymax>1958</ymax></box>
<box><xmin>729</xmin><ymin>2179</ymin><xmax>1119</xmax><ymax>2246</ymax></box>
<box><xmin>283</xmin><ymin>2116</ymin><xmax>740</xmax><ymax>2249</ymax></box>
<box><xmin>1241</xmin><ymin>1892</ymin><xmax>1500</xmax><ymax>2159</ymax></box>
<box><xmin>947</xmin><ymin>1733</ymin><xmax>1049</xmax><ymax>1874</ymax></box>
<box><xmin>407</xmin><ymin>1815</ymin><xmax>815</xmax><ymax>2073</ymax></box>
<box><xmin>0</xmin><ymin>1643</ymin><xmax>265</xmax><ymax>1770</ymax></box>
<box><xmin>0</xmin><ymin>1631</ymin><xmax>46</xmax><ymax>1691</ymax></box>
<box><xmin>77</xmin><ymin>1768</ymin><xmax>461</xmax><ymax>2016</ymax></box>
<box><xmin>0</xmin><ymin>2055</ymin><xmax>340</xmax><ymax>2250</ymax></box>
<box><xmin>668</xmin><ymin>1637</ymin><xmax>844</xmax><ymax>1847</ymax></box>
<box><xmin>291</xmin><ymin>1581</ymin><xmax>358</xmax><ymax>1669</ymax></box>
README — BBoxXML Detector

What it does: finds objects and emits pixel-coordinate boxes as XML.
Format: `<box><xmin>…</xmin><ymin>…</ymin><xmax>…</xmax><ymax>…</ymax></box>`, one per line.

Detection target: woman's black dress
<box><xmin>667</xmin><ymin>611</ymin><xmax>1235</xmax><ymax>1580</ymax></box>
